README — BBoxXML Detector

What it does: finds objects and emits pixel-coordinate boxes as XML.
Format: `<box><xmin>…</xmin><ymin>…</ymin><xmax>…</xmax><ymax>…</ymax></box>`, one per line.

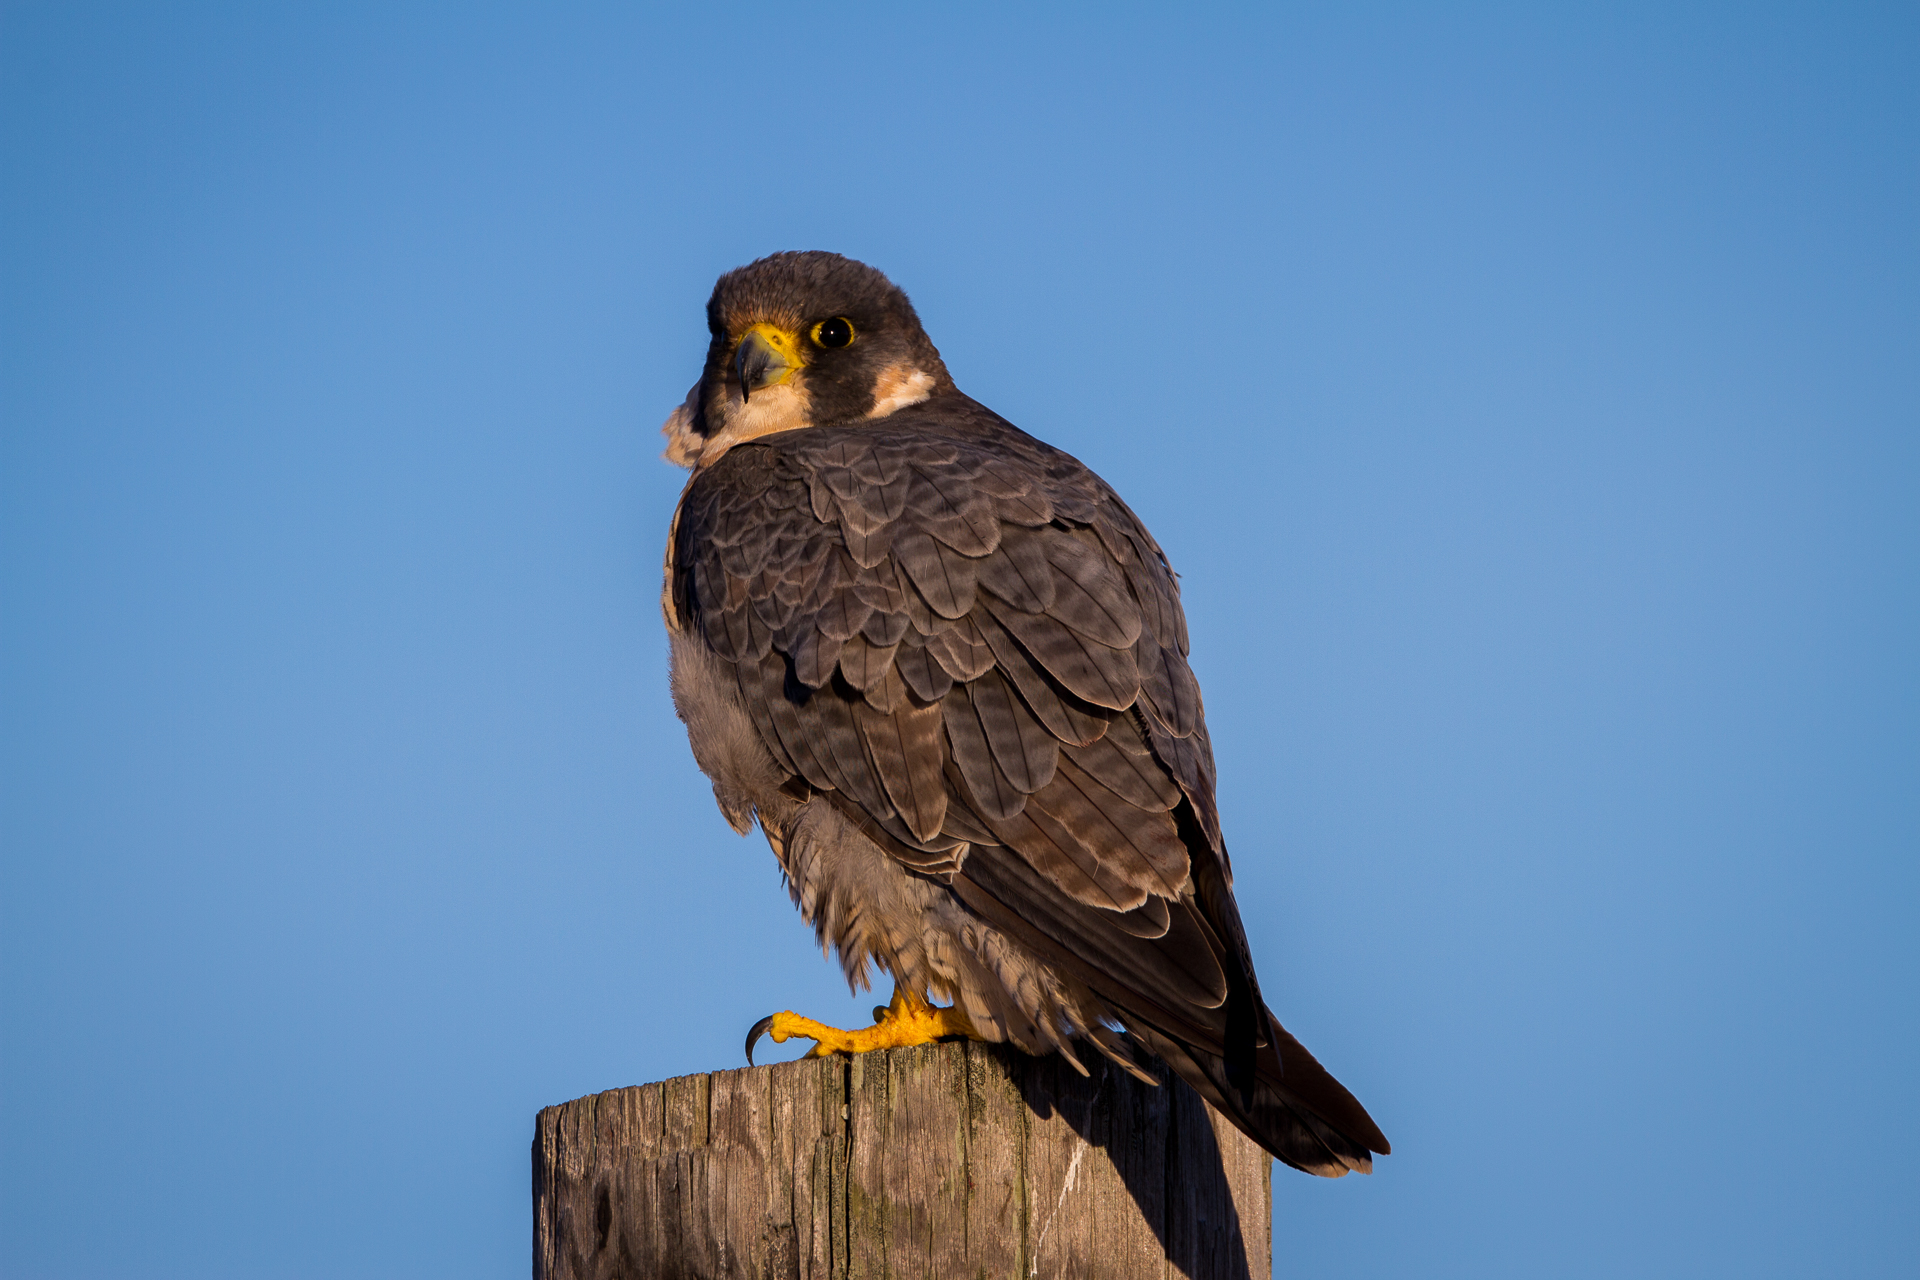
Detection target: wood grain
<box><xmin>534</xmin><ymin>1041</ymin><xmax>1271</xmax><ymax>1280</ymax></box>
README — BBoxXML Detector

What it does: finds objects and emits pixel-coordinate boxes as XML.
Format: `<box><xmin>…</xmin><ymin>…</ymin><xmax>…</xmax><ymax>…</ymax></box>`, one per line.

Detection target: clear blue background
<box><xmin>3</xmin><ymin>4</ymin><xmax>1915</xmax><ymax>1277</ymax></box>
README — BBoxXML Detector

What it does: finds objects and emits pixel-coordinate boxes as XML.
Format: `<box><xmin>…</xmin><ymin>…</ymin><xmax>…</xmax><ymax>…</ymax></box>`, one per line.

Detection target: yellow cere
<box><xmin>740</xmin><ymin>321</ymin><xmax>806</xmax><ymax>368</ymax></box>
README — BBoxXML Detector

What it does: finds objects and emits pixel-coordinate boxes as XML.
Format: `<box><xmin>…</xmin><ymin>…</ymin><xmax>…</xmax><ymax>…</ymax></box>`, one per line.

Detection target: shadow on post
<box><xmin>1013</xmin><ymin>1045</ymin><xmax>1258</xmax><ymax>1280</ymax></box>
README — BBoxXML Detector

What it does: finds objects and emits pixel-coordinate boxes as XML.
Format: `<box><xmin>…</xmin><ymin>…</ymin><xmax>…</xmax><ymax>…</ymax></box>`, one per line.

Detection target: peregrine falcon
<box><xmin>660</xmin><ymin>251</ymin><xmax>1388</xmax><ymax>1176</ymax></box>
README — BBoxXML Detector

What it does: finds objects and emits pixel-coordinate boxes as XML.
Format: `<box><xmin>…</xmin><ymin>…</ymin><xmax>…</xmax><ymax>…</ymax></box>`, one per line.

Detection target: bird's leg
<box><xmin>745</xmin><ymin>984</ymin><xmax>977</xmax><ymax>1064</ymax></box>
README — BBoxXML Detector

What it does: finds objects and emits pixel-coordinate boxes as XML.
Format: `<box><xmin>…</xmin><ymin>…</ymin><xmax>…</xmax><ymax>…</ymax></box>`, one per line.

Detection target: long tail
<box><xmin>1126</xmin><ymin>1009</ymin><xmax>1390</xmax><ymax>1177</ymax></box>
<box><xmin>944</xmin><ymin>835</ymin><xmax>1389</xmax><ymax>1175</ymax></box>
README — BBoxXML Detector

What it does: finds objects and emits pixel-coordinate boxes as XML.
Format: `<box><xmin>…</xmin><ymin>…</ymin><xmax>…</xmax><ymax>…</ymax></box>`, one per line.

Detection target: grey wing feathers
<box><xmin>670</xmin><ymin>398</ymin><xmax>1384</xmax><ymax>1174</ymax></box>
<box><xmin>669</xmin><ymin>404</ymin><xmax>1214</xmax><ymax>886</ymax></box>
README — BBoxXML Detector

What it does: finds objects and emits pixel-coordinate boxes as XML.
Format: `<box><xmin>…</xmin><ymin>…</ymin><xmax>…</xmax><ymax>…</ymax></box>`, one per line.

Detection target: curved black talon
<box><xmin>872</xmin><ymin>1005</ymin><xmax>889</xmax><ymax>1023</ymax></box>
<box><xmin>745</xmin><ymin>1014</ymin><xmax>776</xmax><ymax>1066</ymax></box>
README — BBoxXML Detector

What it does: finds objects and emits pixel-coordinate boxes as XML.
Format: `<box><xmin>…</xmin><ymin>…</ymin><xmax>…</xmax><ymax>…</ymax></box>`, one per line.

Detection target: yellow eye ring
<box><xmin>810</xmin><ymin>317</ymin><xmax>856</xmax><ymax>349</ymax></box>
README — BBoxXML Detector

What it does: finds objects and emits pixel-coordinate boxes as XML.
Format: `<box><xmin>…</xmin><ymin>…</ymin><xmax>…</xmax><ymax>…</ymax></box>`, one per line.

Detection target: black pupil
<box><xmin>817</xmin><ymin>317</ymin><xmax>853</xmax><ymax>348</ymax></box>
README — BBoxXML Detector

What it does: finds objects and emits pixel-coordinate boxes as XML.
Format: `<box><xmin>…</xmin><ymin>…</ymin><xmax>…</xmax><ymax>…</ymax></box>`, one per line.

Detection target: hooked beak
<box><xmin>734</xmin><ymin>323</ymin><xmax>805</xmax><ymax>401</ymax></box>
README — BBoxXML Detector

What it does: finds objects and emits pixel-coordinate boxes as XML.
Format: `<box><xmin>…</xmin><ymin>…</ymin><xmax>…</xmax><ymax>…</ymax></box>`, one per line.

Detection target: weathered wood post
<box><xmin>533</xmin><ymin>1039</ymin><xmax>1271</xmax><ymax>1280</ymax></box>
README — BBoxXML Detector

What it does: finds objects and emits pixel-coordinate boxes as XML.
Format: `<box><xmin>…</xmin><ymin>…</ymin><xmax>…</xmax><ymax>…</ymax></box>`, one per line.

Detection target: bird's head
<box><xmin>662</xmin><ymin>251</ymin><xmax>954</xmax><ymax>469</ymax></box>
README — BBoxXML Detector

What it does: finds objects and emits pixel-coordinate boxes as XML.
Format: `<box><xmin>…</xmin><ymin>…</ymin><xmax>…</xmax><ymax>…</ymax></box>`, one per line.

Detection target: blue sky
<box><xmin>2</xmin><ymin>4</ymin><xmax>1915</xmax><ymax>1277</ymax></box>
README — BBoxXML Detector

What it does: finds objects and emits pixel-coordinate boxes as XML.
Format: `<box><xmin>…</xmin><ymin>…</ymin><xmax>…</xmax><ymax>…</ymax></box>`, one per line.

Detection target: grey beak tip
<box><xmin>735</xmin><ymin>331</ymin><xmax>789</xmax><ymax>402</ymax></box>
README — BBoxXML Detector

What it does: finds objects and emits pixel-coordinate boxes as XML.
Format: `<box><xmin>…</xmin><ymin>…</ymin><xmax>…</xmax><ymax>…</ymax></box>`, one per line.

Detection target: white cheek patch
<box><xmin>868</xmin><ymin>365</ymin><xmax>936</xmax><ymax>418</ymax></box>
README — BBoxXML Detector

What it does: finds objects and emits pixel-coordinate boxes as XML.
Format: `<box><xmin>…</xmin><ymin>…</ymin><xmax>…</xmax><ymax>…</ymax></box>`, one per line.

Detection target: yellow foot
<box><xmin>745</xmin><ymin>984</ymin><xmax>977</xmax><ymax>1065</ymax></box>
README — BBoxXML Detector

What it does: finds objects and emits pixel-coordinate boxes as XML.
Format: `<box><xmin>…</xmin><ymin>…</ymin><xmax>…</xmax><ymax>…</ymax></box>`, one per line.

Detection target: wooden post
<box><xmin>533</xmin><ymin>1039</ymin><xmax>1272</xmax><ymax>1280</ymax></box>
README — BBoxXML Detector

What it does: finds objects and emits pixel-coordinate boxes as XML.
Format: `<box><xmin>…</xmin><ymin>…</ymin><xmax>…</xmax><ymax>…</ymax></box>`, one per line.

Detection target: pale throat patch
<box><xmin>660</xmin><ymin>361</ymin><xmax>937</xmax><ymax>472</ymax></box>
<box><xmin>661</xmin><ymin>381</ymin><xmax>815</xmax><ymax>470</ymax></box>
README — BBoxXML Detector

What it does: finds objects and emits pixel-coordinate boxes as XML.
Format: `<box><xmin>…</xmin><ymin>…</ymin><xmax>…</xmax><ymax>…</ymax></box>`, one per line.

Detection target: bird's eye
<box><xmin>811</xmin><ymin>317</ymin><xmax>856</xmax><ymax>349</ymax></box>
